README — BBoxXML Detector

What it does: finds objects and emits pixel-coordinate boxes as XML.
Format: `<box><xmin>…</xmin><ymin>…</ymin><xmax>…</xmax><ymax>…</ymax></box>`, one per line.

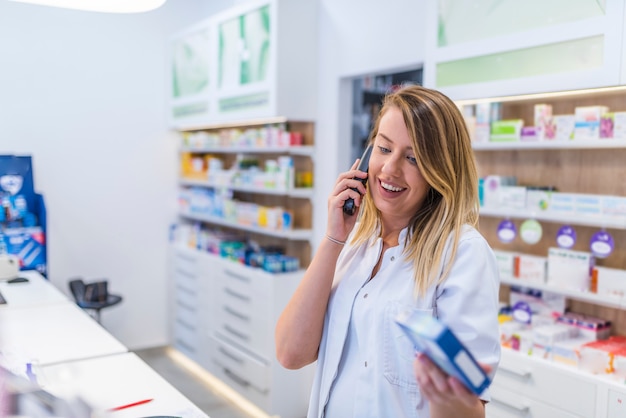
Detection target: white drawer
<box><xmin>173</xmin><ymin>246</ymin><xmax>199</xmax><ymax>269</ymax></box>
<box><xmin>487</xmin><ymin>385</ymin><xmax>584</xmax><ymax>418</ymax></box>
<box><xmin>217</xmin><ymin>263</ymin><xmax>272</xmax><ymax>306</ymax></box>
<box><xmin>174</xmin><ymin>282</ymin><xmax>199</xmax><ymax>306</ymax></box>
<box><xmin>174</xmin><ymin>298</ymin><xmax>200</xmax><ymax>327</ymax></box>
<box><xmin>214</xmin><ymin>299</ymin><xmax>271</xmax><ymax>357</ymax></box>
<box><xmin>493</xmin><ymin>349</ymin><xmax>596</xmax><ymax>417</ymax></box>
<box><xmin>173</xmin><ymin>265</ymin><xmax>199</xmax><ymax>289</ymax></box>
<box><xmin>211</xmin><ymin>337</ymin><xmax>270</xmax><ymax>411</ymax></box>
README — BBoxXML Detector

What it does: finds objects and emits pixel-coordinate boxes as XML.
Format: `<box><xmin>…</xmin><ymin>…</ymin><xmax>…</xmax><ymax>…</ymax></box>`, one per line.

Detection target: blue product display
<box><xmin>0</xmin><ymin>155</ymin><xmax>47</xmax><ymax>275</ymax></box>
<box><xmin>395</xmin><ymin>309</ymin><xmax>491</xmax><ymax>395</ymax></box>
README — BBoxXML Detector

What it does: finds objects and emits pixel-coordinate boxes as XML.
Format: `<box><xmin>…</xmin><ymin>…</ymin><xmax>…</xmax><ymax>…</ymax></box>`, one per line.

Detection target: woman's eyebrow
<box><xmin>378</xmin><ymin>133</ymin><xmax>413</xmax><ymax>150</ymax></box>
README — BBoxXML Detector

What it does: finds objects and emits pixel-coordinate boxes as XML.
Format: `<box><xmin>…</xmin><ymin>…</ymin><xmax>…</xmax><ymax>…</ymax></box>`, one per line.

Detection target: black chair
<box><xmin>68</xmin><ymin>278</ymin><xmax>123</xmax><ymax>324</ymax></box>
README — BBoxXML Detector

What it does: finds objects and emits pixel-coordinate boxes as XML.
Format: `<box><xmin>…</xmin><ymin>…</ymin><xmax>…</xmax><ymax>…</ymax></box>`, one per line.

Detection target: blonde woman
<box><xmin>276</xmin><ymin>85</ymin><xmax>500</xmax><ymax>418</ymax></box>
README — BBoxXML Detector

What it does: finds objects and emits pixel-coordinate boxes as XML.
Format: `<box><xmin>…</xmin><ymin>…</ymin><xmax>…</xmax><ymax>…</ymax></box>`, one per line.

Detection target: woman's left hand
<box><xmin>413</xmin><ymin>353</ymin><xmax>491</xmax><ymax>407</ymax></box>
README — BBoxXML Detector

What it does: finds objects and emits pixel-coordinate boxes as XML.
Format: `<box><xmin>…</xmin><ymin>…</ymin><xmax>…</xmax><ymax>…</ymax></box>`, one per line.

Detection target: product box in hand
<box><xmin>395</xmin><ymin>309</ymin><xmax>491</xmax><ymax>395</ymax></box>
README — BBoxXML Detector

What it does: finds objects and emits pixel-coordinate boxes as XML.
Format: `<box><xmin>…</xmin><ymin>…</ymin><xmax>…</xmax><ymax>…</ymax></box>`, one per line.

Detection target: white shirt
<box><xmin>307</xmin><ymin>225</ymin><xmax>501</xmax><ymax>418</ymax></box>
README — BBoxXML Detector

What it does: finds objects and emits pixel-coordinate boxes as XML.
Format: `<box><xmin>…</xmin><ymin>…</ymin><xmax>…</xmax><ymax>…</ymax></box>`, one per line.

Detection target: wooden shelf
<box><xmin>500</xmin><ymin>277</ymin><xmax>625</xmax><ymax>309</ymax></box>
<box><xmin>473</xmin><ymin>140</ymin><xmax>626</xmax><ymax>151</ymax></box>
<box><xmin>180</xmin><ymin>145</ymin><xmax>314</xmax><ymax>157</ymax></box>
<box><xmin>179</xmin><ymin>179</ymin><xmax>314</xmax><ymax>199</ymax></box>
<box><xmin>479</xmin><ymin>207</ymin><xmax>626</xmax><ymax>230</ymax></box>
<box><xmin>180</xmin><ymin>212</ymin><xmax>313</xmax><ymax>241</ymax></box>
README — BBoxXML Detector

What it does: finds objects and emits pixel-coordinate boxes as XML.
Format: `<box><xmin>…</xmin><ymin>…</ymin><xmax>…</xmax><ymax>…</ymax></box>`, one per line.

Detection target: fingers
<box><xmin>414</xmin><ymin>353</ymin><xmax>480</xmax><ymax>407</ymax></box>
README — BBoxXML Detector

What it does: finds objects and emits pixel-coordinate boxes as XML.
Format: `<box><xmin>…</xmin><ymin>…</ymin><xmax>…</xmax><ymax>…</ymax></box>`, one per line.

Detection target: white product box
<box><xmin>613</xmin><ymin>111</ymin><xmax>626</xmax><ymax>139</ymax></box>
<box><xmin>526</xmin><ymin>189</ymin><xmax>553</xmax><ymax>212</ymax></box>
<box><xmin>514</xmin><ymin>254</ymin><xmax>547</xmax><ymax>284</ymax></box>
<box><xmin>592</xmin><ymin>266</ymin><xmax>626</xmax><ymax>299</ymax></box>
<box><xmin>547</xmin><ymin>192</ymin><xmax>576</xmax><ymax>216</ymax></box>
<box><xmin>531</xmin><ymin>324</ymin><xmax>578</xmax><ymax>361</ymax></box>
<box><xmin>602</xmin><ymin>196</ymin><xmax>626</xmax><ymax>219</ymax></box>
<box><xmin>482</xmin><ymin>175</ymin><xmax>516</xmax><ymax>208</ymax></box>
<box><xmin>552</xmin><ymin>337</ymin><xmax>587</xmax><ymax>367</ymax></box>
<box><xmin>509</xmin><ymin>288</ymin><xmax>567</xmax><ymax>317</ymax></box>
<box><xmin>498</xmin><ymin>186</ymin><xmax>527</xmax><ymax>210</ymax></box>
<box><xmin>494</xmin><ymin>250</ymin><xmax>516</xmax><ymax>280</ymax></box>
<box><xmin>574</xmin><ymin>193</ymin><xmax>603</xmax><ymax>217</ymax></box>
<box><xmin>547</xmin><ymin>248</ymin><xmax>595</xmax><ymax>291</ymax></box>
<box><xmin>574</xmin><ymin>106</ymin><xmax>609</xmax><ymax>140</ymax></box>
<box><xmin>553</xmin><ymin>114</ymin><xmax>575</xmax><ymax>141</ymax></box>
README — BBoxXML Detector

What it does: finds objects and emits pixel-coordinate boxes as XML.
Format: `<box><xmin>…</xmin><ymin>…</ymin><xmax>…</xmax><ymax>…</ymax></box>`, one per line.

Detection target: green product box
<box><xmin>490</xmin><ymin>119</ymin><xmax>523</xmax><ymax>142</ymax></box>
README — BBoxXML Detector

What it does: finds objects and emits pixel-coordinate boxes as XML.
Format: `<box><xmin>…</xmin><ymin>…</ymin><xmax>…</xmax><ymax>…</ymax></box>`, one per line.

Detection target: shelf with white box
<box><xmin>479</xmin><ymin>206</ymin><xmax>626</xmax><ymax>230</ymax></box>
<box><xmin>177</xmin><ymin>118</ymin><xmax>315</xmax><ymax>267</ymax></box>
<box><xmin>463</xmin><ymin>86</ymin><xmax>626</xmax><ymax>418</ymax></box>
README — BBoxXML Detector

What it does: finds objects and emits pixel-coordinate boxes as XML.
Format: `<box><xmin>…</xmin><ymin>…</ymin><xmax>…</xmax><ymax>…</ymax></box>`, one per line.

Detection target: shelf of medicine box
<box><xmin>479</xmin><ymin>207</ymin><xmax>626</xmax><ymax>230</ymax></box>
<box><xmin>472</xmin><ymin>140</ymin><xmax>626</xmax><ymax>151</ymax></box>
<box><xmin>180</xmin><ymin>145</ymin><xmax>314</xmax><ymax>158</ymax></box>
<box><xmin>179</xmin><ymin>178</ymin><xmax>314</xmax><ymax>199</ymax></box>
<box><xmin>500</xmin><ymin>276</ymin><xmax>625</xmax><ymax>310</ymax></box>
<box><xmin>179</xmin><ymin>212</ymin><xmax>313</xmax><ymax>241</ymax></box>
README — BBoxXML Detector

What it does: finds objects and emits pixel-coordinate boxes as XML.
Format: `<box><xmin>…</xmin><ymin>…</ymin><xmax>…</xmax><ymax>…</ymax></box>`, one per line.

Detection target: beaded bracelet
<box><xmin>326</xmin><ymin>234</ymin><xmax>346</xmax><ymax>246</ymax></box>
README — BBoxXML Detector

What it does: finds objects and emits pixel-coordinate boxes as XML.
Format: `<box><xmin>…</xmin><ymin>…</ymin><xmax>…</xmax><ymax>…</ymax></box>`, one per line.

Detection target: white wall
<box><xmin>313</xmin><ymin>0</ymin><xmax>427</xmax><ymax>247</ymax></box>
<box><xmin>0</xmin><ymin>0</ymin><xmax>428</xmax><ymax>349</ymax></box>
<box><xmin>0</xmin><ymin>0</ymin><xmax>234</xmax><ymax>349</ymax></box>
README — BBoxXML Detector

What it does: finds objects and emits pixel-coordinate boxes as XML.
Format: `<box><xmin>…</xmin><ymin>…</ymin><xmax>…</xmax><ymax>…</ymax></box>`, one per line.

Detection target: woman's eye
<box><xmin>407</xmin><ymin>156</ymin><xmax>417</xmax><ymax>165</ymax></box>
<box><xmin>378</xmin><ymin>146</ymin><xmax>390</xmax><ymax>154</ymax></box>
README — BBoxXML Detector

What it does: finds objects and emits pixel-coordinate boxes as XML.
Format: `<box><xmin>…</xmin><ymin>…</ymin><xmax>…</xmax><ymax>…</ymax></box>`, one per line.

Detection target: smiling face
<box><xmin>368</xmin><ymin>105</ymin><xmax>430</xmax><ymax>230</ymax></box>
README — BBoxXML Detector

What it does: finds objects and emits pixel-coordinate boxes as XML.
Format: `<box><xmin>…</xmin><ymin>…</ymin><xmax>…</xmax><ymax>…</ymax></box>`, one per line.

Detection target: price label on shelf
<box><xmin>556</xmin><ymin>225</ymin><xmax>577</xmax><ymax>249</ymax></box>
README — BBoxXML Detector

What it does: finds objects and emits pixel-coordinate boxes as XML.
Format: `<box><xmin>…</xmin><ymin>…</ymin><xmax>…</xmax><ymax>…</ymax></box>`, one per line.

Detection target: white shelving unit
<box><xmin>172</xmin><ymin>118</ymin><xmax>315</xmax><ymax>417</ymax></box>
<box><xmin>479</xmin><ymin>207</ymin><xmax>626</xmax><ymax>230</ymax></box>
<box><xmin>465</xmin><ymin>86</ymin><xmax>626</xmax><ymax>417</ymax></box>
<box><xmin>500</xmin><ymin>276</ymin><xmax>625</xmax><ymax>309</ymax></box>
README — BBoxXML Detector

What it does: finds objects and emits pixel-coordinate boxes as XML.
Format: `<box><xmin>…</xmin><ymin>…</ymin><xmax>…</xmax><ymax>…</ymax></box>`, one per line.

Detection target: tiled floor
<box><xmin>135</xmin><ymin>346</ymin><xmax>254</xmax><ymax>418</ymax></box>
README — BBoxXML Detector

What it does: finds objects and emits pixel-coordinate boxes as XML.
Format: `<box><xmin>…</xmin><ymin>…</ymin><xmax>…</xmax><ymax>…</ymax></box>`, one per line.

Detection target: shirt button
<box><xmin>391</xmin><ymin>256</ymin><xmax>395</xmax><ymax>261</ymax></box>
<box><xmin>363</xmin><ymin>293</ymin><xmax>368</xmax><ymax>299</ymax></box>
<box><xmin>364</xmin><ymin>361</ymin><xmax>368</xmax><ymax>367</ymax></box>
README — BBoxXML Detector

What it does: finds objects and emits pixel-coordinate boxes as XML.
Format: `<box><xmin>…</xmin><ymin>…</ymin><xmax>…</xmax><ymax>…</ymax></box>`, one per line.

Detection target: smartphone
<box><xmin>343</xmin><ymin>144</ymin><xmax>373</xmax><ymax>216</ymax></box>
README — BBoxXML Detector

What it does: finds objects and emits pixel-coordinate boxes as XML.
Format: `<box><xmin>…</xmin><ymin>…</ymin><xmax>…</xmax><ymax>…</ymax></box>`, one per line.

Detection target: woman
<box><xmin>275</xmin><ymin>85</ymin><xmax>500</xmax><ymax>417</ymax></box>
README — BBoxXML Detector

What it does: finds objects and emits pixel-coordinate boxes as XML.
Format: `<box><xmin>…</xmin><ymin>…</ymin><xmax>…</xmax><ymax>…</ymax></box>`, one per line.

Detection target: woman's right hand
<box><xmin>326</xmin><ymin>159</ymin><xmax>368</xmax><ymax>243</ymax></box>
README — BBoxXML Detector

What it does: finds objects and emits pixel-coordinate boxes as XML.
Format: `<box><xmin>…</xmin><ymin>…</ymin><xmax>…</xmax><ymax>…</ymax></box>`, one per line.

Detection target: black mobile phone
<box><xmin>343</xmin><ymin>145</ymin><xmax>373</xmax><ymax>216</ymax></box>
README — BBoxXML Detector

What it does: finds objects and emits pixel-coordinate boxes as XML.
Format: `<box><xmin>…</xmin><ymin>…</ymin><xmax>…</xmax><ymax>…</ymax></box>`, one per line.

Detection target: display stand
<box><xmin>0</xmin><ymin>155</ymin><xmax>47</xmax><ymax>276</ymax></box>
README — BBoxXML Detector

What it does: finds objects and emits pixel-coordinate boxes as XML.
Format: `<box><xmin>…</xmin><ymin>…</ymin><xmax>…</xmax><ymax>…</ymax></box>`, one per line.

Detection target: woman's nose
<box><xmin>381</xmin><ymin>155</ymin><xmax>402</xmax><ymax>175</ymax></box>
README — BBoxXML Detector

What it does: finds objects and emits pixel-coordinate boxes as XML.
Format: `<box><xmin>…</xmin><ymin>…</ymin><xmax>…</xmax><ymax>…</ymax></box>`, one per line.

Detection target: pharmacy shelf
<box><xmin>179</xmin><ymin>211</ymin><xmax>313</xmax><ymax>241</ymax></box>
<box><xmin>180</xmin><ymin>145</ymin><xmax>314</xmax><ymax>157</ymax></box>
<box><xmin>180</xmin><ymin>178</ymin><xmax>314</xmax><ymax>199</ymax></box>
<box><xmin>472</xmin><ymin>140</ymin><xmax>626</xmax><ymax>151</ymax></box>
<box><xmin>479</xmin><ymin>207</ymin><xmax>626</xmax><ymax>230</ymax></box>
<box><xmin>501</xmin><ymin>277</ymin><xmax>625</xmax><ymax>309</ymax></box>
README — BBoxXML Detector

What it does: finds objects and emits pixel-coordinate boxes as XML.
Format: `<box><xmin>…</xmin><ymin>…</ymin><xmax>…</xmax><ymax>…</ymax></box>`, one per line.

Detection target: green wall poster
<box><xmin>170</xmin><ymin>25</ymin><xmax>211</xmax><ymax>121</ymax></box>
<box><xmin>217</xmin><ymin>4</ymin><xmax>271</xmax><ymax>113</ymax></box>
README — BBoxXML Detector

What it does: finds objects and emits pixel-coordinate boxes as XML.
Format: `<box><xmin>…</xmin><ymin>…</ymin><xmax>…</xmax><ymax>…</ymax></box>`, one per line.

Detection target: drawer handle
<box><xmin>175</xmin><ymin>318</ymin><xmax>196</xmax><ymax>331</ymax></box>
<box><xmin>175</xmin><ymin>339</ymin><xmax>196</xmax><ymax>353</ymax></box>
<box><xmin>176</xmin><ymin>300</ymin><xmax>196</xmax><ymax>313</ymax></box>
<box><xmin>224</xmin><ymin>287</ymin><xmax>250</xmax><ymax>302</ymax></box>
<box><xmin>491</xmin><ymin>398</ymin><xmax>529</xmax><ymax>415</ymax></box>
<box><xmin>175</xmin><ymin>268</ymin><xmax>197</xmax><ymax>279</ymax></box>
<box><xmin>224</xmin><ymin>324</ymin><xmax>249</xmax><ymax>341</ymax></box>
<box><xmin>225</xmin><ymin>269</ymin><xmax>250</xmax><ymax>283</ymax></box>
<box><xmin>223</xmin><ymin>305</ymin><xmax>250</xmax><ymax>322</ymax></box>
<box><xmin>500</xmin><ymin>366</ymin><xmax>531</xmax><ymax>380</ymax></box>
<box><xmin>176</xmin><ymin>253</ymin><xmax>197</xmax><ymax>263</ymax></box>
<box><xmin>176</xmin><ymin>284</ymin><xmax>195</xmax><ymax>295</ymax></box>
<box><xmin>223</xmin><ymin>367</ymin><xmax>250</xmax><ymax>388</ymax></box>
<box><xmin>218</xmin><ymin>346</ymin><xmax>244</xmax><ymax>364</ymax></box>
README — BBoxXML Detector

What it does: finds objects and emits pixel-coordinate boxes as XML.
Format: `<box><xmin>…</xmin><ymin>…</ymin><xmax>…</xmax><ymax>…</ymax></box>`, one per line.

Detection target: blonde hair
<box><xmin>352</xmin><ymin>85</ymin><xmax>479</xmax><ymax>296</ymax></box>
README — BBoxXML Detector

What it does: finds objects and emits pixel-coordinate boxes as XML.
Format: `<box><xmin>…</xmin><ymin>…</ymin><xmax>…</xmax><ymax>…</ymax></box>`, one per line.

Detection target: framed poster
<box><xmin>169</xmin><ymin>18</ymin><xmax>212</xmax><ymax>128</ymax></box>
<box><xmin>213</xmin><ymin>0</ymin><xmax>276</xmax><ymax>120</ymax></box>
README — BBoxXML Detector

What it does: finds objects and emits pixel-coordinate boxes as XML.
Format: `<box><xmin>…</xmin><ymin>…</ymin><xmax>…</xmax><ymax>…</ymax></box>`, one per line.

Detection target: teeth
<box><xmin>381</xmin><ymin>181</ymin><xmax>404</xmax><ymax>192</ymax></box>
